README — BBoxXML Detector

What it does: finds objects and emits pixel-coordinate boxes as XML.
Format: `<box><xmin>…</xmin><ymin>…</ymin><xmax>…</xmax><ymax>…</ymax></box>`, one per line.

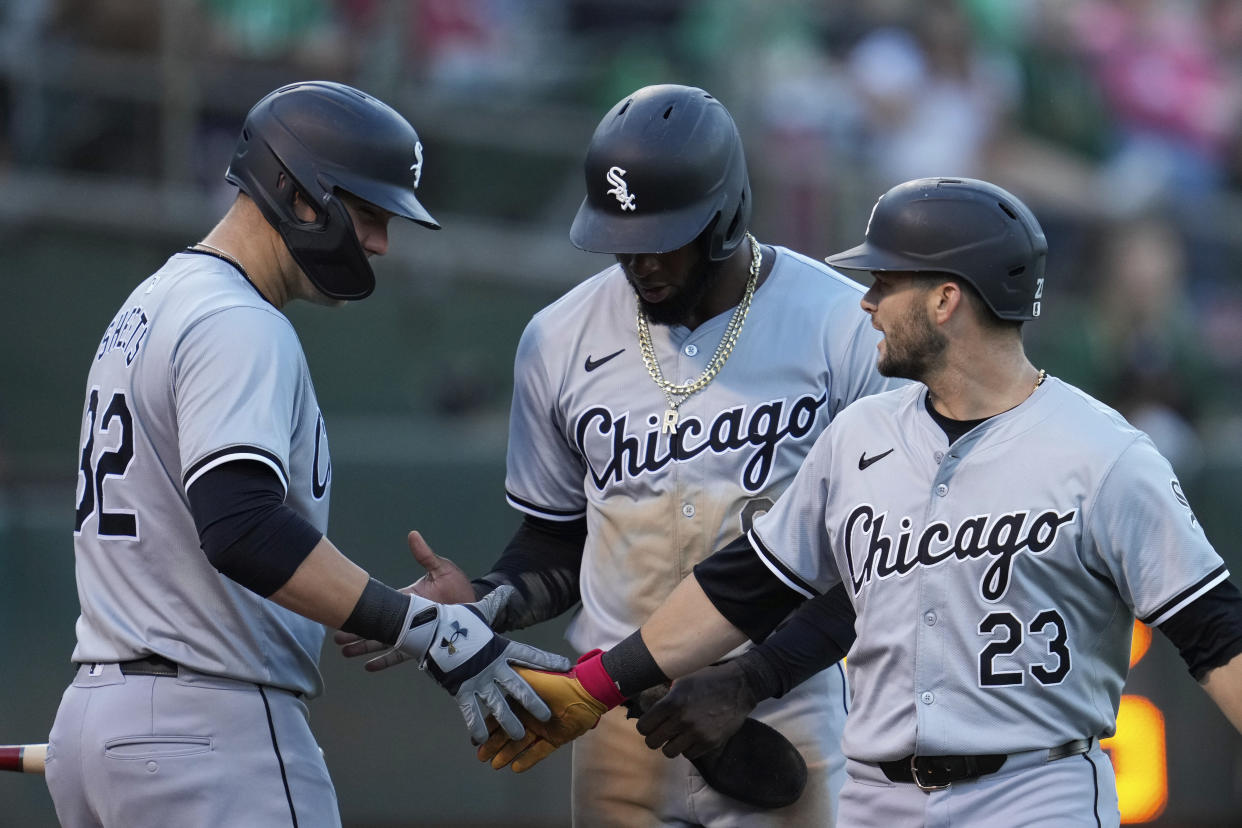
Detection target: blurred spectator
<box><xmin>0</xmin><ymin>0</ymin><xmax>53</xmax><ymax>168</ymax></box>
<box><xmin>840</xmin><ymin>0</ymin><xmax>1020</xmax><ymax>189</ymax></box>
<box><xmin>49</xmin><ymin>0</ymin><xmax>161</xmax><ymax>52</ymax></box>
<box><xmin>1211</xmin><ymin>0</ymin><xmax>1242</xmax><ymax>191</ymax></box>
<box><xmin>560</xmin><ymin>0</ymin><xmax>694</xmax><ymax>107</ymax></box>
<box><xmin>674</xmin><ymin>0</ymin><xmax>857</xmax><ymax>250</ymax></box>
<box><xmin>1029</xmin><ymin>214</ymin><xmax>1218</xmax><ymax>472</ymax></box>
<box><xmin>992</xmin><ymin>0</ymin><xmax>1116</xmax><ymax>163</ymax></box>
<box><xmin>200</xmin><ymin>0</ymin><xmax>350</xmax><ymax>73</ymax></box>
<box><xmin>9</xmin><ymin>0</ymin><xmax>166</xmax><ymax>173</ymax></box>
<box><xmin>1071</xmin><ymin>0</ymin><xmax>1242</xmax><ymax>210</ymax></box>
<box><xmin>410</xmin><ymin>0</ymin><xmax>562</xmax><ymax>95</ymax></box>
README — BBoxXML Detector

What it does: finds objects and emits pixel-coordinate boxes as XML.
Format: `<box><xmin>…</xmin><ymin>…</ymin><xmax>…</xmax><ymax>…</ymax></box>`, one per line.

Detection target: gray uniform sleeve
<box><xmin>174</xmin><ymin>306</ymin><xmax>304</xmax><ymax>492</ymax></box>
<box><xmin>504</xmin><ymin>319</ymin><xmax>589</xmax><ymax>520</ymax></box>
<box><xmin>749</xmin><ymin>427</ymin><xmax>842</xmax><ymax>597</ymax></box>
<box><xmin>1083</xmin><ymin>436</ymin><xmax>1229</xmax><ymax>625</ymax></box>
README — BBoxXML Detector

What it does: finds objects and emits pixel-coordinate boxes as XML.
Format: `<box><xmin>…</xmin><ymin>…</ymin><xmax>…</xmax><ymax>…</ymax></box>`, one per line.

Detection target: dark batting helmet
<box><xmin>826</xmin><ymin>177</ymin><xmax>1048</xmax><ymax>320</ymax></box>
<box><xmin>225</xmin><ymin>81</ymin><xmax>439</xmax><ymax>301</ymax></box>
<box><xmin>569</xmin><ymin>84</ymin><xmax>751</xmax><ymax>262</ymax></box>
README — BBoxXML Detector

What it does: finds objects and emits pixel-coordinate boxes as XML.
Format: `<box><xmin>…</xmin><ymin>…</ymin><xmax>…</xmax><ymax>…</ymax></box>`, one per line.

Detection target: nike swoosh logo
<box><xmin>858</xmin><ymin>448</ymin><xmax>895</xmax><ymax>470</ymax></box>
<box><xmin>584</xmin><ymin>349</ymin><xmax>625</xmax><ymax>372</ymax></box>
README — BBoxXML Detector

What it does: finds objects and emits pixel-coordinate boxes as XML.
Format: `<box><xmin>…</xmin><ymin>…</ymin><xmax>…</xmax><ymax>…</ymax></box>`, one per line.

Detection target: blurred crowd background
<box><xmin>2</xmin><ymin>0</ymin><xmax>1241</xmax><ymax>825</ymax></box>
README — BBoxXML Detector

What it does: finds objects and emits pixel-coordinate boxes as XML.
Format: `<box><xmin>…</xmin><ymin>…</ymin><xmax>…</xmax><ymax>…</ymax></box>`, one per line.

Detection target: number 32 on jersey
<box><xmin>74</xmin><ymin>387</ymin><xmax>138</xmax><ymax>540</ymax></box>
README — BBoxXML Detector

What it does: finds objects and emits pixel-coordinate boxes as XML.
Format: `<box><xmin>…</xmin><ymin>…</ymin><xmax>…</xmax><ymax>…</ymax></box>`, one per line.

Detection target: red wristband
<box><xmin>573</xmin><ymin>649</ymin><xmax>626</xmax><ymax>709</ymax></box>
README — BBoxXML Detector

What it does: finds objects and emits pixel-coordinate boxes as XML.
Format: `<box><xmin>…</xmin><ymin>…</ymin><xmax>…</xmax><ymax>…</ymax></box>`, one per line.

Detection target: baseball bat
<box><xmin>0</xmin><ymin>744</ymin><xmax>47</xmax><ymax>775</ymax></box>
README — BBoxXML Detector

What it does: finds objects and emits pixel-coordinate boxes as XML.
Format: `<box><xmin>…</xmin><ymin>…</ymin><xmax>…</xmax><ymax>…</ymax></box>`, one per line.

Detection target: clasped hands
<box><xmin>335</xmin><ymin>531</ymin><xmax>759</xmax><ymax>772</ymax></box>
<box><xmin>333</xmin><ymin>531</ymin><xmax>571</xmax><ymax>744</ymax></box>
<box><xmin>475</xmin><ymin>656</ymin><xmax>759</xmax><ymax>773</ymax></box>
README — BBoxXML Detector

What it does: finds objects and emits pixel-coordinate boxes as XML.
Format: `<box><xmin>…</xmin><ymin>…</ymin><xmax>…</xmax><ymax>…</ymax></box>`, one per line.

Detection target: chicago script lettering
<box><xmin>575</xmin><ymin>394</ymin><xmax>826</xmax><ymax>492</ymax></box>
<box><xmin>843</xmin><ymin>504</ymin><xmax>1077</xmax><ymax>601</ymax></box>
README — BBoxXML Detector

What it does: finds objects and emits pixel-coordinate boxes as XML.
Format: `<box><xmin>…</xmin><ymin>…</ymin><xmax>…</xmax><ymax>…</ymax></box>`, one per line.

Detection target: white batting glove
<box><xmin>391</xmin><ymin>586</ymin><xmax>572</xmax><ymax>744</ymax></box>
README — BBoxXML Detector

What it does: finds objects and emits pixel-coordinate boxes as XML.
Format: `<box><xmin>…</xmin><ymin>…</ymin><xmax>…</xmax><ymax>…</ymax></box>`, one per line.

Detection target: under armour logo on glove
<box><xmin>386</xmin><ymin>587</ymin><xmax>573</xmax><ymax>744</ymax></box>
<box><xmin>440</xmin><ymin>621</ymin><xmax>469</xmax><ymax>656</ymax></box>
<box><xmin>606</xmin><ymin>166</ymin><xmax>636</xmax><ymax>211</ymax></box>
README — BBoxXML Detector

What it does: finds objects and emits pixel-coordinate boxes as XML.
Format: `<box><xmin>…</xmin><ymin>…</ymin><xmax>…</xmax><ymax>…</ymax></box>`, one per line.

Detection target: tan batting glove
<box><xmin>477</xmin><ymin>649</ymin><xmax>623</xmax><ymax>772</ymax></box>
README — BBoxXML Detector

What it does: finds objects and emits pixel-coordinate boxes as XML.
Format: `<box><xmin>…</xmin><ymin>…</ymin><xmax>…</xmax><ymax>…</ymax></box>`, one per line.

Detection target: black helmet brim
<box><xmin>569</xmin><ymin>196</ymin><xmax>717</xmax><ymax>255</ymax></box>
<box><xmin>825</xmin><ymin>241</ymin><xmax>957</xmax><ymax>276</ymax></box>
<box><xmin>331</xmin><ymin>168</ymin><xmax>440</xmax><ymax>229</ymax></box>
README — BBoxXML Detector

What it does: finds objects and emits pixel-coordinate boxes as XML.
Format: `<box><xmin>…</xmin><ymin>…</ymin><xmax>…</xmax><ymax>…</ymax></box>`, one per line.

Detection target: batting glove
<box><xmin>333</xmin><ymin>531</ymin><xmax>479</xmax><ymax>671</ymax></box>
<box><xmin>630</xmin><ymin>657</ymin><xmax>808</xmax><ymax>810</ymax></box>
<box><xmin>477</xmin><ymin>649</ymin><xmax>625</xmax><ymax>772</ymax></box>
<box><xmin>631</xmin><ymin>659</ymin><xmax>758</xmax><ymax>759</ymax></box>
<box><xmin>389</xmin><ymin>586</ymin><xmax>571</xmax><ymax>744</ymax></box>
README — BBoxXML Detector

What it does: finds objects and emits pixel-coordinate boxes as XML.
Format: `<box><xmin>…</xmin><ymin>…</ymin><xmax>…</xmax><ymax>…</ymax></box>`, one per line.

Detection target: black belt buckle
<box><xmin>892</xmin><ymin>752</ymin><xmax>1007</xmax><ymax>790</ymax></box>
<box><xmin>882</xmin><ymin>740</ymin><xmax>1091</xmax><ymax>790</ymax></box>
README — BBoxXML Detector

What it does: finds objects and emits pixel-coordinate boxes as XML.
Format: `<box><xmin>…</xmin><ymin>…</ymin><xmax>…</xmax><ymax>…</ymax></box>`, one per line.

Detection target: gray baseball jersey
<box><xmin>750</xmin><ymin>377</ymin><xmax>1229</xmax><ymax>761</ymax></box>
<box><xmin>506</xmin><ymin>246</ymin><xmax>897</xmax><ymax>825</ymax></box>
<box><xmin>505</xmin><ymin>246</ymin><xmax>899</xmax><ymax>654</ymax></box>
<box><xmin>70</xmin><ymin>251</ymin><xmax>330</xmax><ymax>697</ymax></box>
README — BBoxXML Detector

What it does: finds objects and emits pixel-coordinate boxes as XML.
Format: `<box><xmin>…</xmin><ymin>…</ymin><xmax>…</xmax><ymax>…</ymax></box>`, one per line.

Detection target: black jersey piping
<box><xmin>183</xmin><ymin>247</ymin><xmax>276</xmax><ymax>309</ymax></box>
<box><xmin>259</xmin><ymin>686</ymin><xmax>299</xmax><ymax>827</ymax></box>
<box><xmin>747</xmin><ymin>528</ymin><xmax>819</xmax><ymax>598</ymax></box>
<box><xmin>183</xmin><ymin>446</ymin><xmax>287</xmax><ymax>490</ymax></box>
<box><xmin>1141</xmin><ymin>563</ymin><xmax>1229</xmax><ymax>625</ymax></box>
<box><xmin>1083</xmin><ymin>748</ymin><xmax>1103</xmax><ymax>828</ymax></box>
<box><xmin>504</xmin><ymin>490</ymin><xmax>586</xmax><ymax>520</ymax></box>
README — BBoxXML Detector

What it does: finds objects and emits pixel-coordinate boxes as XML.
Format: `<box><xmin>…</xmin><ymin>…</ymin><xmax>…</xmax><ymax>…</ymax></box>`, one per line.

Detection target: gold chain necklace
<box><xmin>637</xmin><ymin>232</ymin><xmax>761</xmax><ymax>434</ymax></box>
<box><xmin>193</xmin><ymin>242</ymin><xmax>245</xmax><ymax>274</ymax></box>
<box><xmin>1033</xmin><ymin>368</ymin><xmax>1047</xmax><ymax>391</ymax></box>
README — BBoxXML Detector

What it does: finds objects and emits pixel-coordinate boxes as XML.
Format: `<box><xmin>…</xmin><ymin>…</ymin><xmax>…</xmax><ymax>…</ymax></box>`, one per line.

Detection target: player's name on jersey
<box><xmin>95</xmin><ymin>305</ymin><xmax>150</xmax><ymax>366</ymax></box>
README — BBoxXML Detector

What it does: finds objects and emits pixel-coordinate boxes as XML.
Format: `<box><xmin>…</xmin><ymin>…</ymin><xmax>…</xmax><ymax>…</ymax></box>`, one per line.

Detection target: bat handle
<box><xmin>0</xmin><ymin>744</ymin><xmax>48</xmax><ymax>774</ymax></box>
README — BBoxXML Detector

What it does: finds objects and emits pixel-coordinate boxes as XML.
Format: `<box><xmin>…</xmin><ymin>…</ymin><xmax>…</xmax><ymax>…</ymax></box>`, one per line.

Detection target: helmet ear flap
<box><xmin>272</xmin><ymin>171</ymin><xmax>309</xmax><ymax>224</ymax></box>
<box><xmin>279</xmin><ymin>194</ymin><xmax>375</xmax><ymax>300</ymax></box>
<box><xmin>711</xmin><ymin>182</ymin><xmax>751</xmax><ymax>261</ymax></box>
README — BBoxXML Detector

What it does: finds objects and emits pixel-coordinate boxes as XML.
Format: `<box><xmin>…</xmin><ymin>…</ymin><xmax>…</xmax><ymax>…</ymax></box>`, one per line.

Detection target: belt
<box><xmin>116</xmin><ymin>654</ymin><xmax>180</xmax><ymax>677</ymax></box>
<box><xmin>879</xmin><ymin>738</ymin><xmax>1092</xmax><ymax>791</ymax></box>
<box><xmin>77</xmin><ymin>657</ymin><xmax>306</xmax><ymax>699</ymax></box>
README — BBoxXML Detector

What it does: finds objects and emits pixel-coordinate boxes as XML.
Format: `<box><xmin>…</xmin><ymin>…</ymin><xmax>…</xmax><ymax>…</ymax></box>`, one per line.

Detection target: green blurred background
<box><xmin>3</xmin><ymin>0</ymin><xmax>1242</xmax><ymax>824</ymax></box>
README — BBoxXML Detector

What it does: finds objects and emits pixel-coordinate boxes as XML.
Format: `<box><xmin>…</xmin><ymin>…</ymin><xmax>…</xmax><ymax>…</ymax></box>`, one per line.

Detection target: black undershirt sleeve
<box><xmin>1157</xmin><ymin>579</ymin><xmax>1242</xmax><ymax>681</ymax></box>
<box><xmin>741</xmin><ymin>584</ymin><xmax>857</xmax><ymax>699</ymax></box>
<box><xmin>469</xmin><ymin>514</ymin><xmax>587</xmax><ymax>633</ymax></box>
<box><xmin>692</xmin><ymin>533</ymin><xmax>808</xmax><ymax>643</ymax></box>
<box><xmin>601</xmin><ymin>546</ymin><xmax>855</xmax><ymax>701</ymax></box>
<box><xmin>186</xmin><ymin>460</ymin><xmax>322</xmax><ymax>598</ymax></box>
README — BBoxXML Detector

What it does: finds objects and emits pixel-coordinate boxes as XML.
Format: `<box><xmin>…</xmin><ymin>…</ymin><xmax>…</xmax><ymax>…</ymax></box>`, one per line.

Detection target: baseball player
<box><xmin>340</xmin><ymin>84</ymin><xmax>899</xmax><ymax>825</ymax></box>
<box><xmin>479</xmin><ymin>178</ymin><xmax>1242</xmax><ymax>827</ymax></box>
<box><xmin>46</xmin><ymin>81</ymin><xmax>568</xmax><ymax>828</ymax></box>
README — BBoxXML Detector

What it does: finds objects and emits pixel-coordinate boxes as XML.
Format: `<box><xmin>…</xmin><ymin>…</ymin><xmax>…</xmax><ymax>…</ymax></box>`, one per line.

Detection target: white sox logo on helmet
<box><xmin>605</xmin><ymin>166</ymin><xmax>636</xmax><ymax>211</ymax></box>
<box><xmin>843</xmin><ymin>504</ymin><xmax>1078</xmax><ymax>602</ymax></box>
<box><xmin>410</xmin><ymin>141</ymin><xmax>424</xmax><ymax>188</ymax></box>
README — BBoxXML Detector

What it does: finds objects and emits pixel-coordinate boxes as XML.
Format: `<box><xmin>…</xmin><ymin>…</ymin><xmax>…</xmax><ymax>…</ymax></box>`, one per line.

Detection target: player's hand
<box><xmin>333</xmin><ymin>531</ymin><xmax>475</xmax><ymax>670</ymax></box>
<box><xmin>415</xmin><ymin>587</ymin><xmax>571</xmax><ymax>744</ymax></box>
<box><xmin>630</xmin><ymin>660</ymin><xmax>808</xmax><ymax>810</ymax></box>
<box><xmin>477</xmin><ymin>649</ymin><xmax>624</xmax><ymax>772</ymax></box>
<box><xmin>633</xmin><ymin>660</ymin><xmax>758</xmax><ymax>759</ymax></box>
<box><xmin>404</xmin><ymin>530</ymin><xmax>475</xmax><ymax>604</ymax></box>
